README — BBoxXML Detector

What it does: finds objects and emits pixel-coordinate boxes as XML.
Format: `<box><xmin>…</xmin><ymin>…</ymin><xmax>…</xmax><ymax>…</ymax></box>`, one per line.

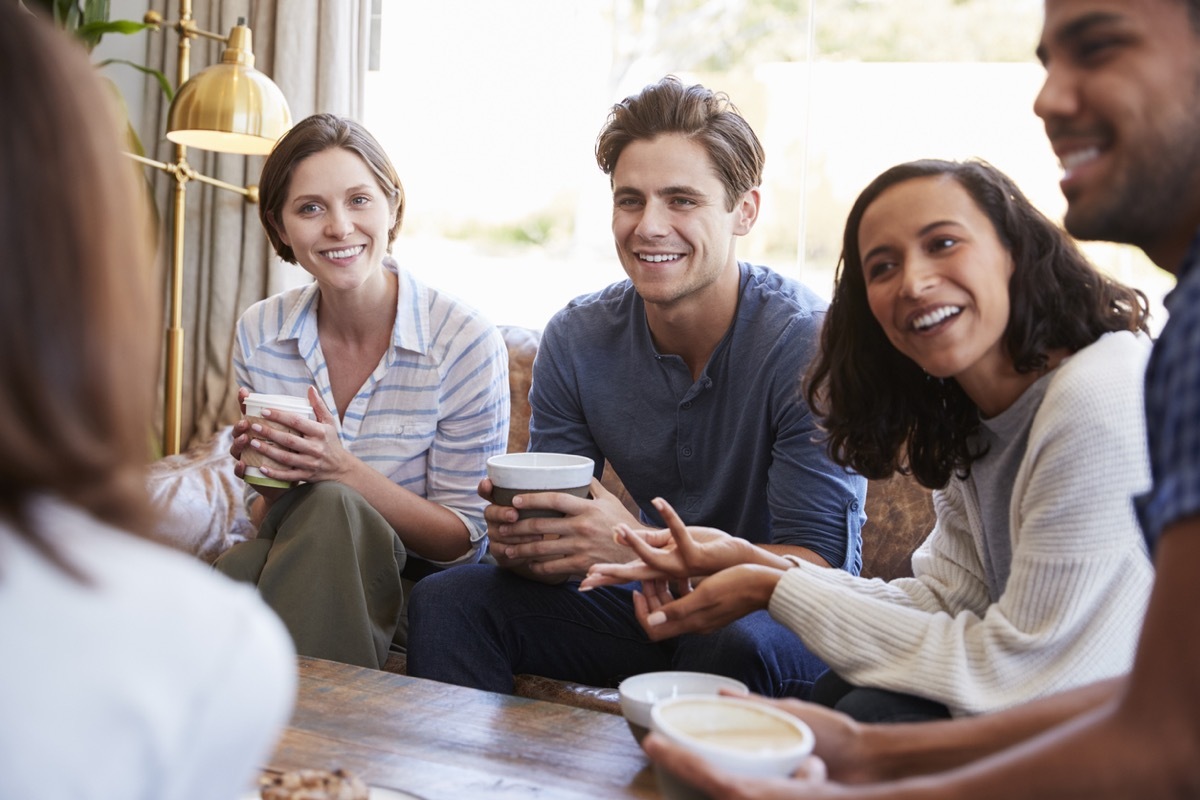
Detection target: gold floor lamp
<box><xmin>128</xmin><ymin>2</ymin><xmax>291</xmax><ymax>456</ymax></box>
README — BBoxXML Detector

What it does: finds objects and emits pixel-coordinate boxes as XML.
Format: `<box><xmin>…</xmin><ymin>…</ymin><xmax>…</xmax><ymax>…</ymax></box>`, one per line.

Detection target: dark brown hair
<box><xmin>595</xmin><ymin>75</ymin><xmax>764</xmax><ymax>211</ymax></box>
<box><xmin>805</xmin><ymin>159</ymin><xmax>1150</xmax><ymax>490</ymax></box>
<box><xmin>258</xmin><ymin>113</ymin><xmax>405</xmax><ymax>264</ymax></box>
<box><xmin>0</xmin><ymin>4</ymin><xmax>158</xmax><ymax>564</ymax></box>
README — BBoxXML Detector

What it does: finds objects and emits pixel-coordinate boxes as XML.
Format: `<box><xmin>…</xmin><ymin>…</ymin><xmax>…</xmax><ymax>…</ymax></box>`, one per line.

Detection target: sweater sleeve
<box><xmin>769</xmin><ymin>332</ymin><xmax>1155</xmax><ymax>717</ymax></box>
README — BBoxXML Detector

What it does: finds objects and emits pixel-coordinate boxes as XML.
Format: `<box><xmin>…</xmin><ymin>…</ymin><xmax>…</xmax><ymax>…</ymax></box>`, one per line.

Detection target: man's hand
<box><xmin>730</xmin><ymin>693</ymin><xmax>879</xmax><ymax>785</ymax></box>
<box><xmin>483</xmin><ymin>477</ymin><xmax>642</xmax><ymax>580</ymax></box>
<box><xmin>643</xmin><ymin>731</ymin><xmax>833</xmax><ymax>799</ymax></box>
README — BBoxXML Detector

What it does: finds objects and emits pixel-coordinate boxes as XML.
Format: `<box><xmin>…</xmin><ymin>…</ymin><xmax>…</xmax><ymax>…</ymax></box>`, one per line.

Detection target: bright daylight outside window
<box><xmin>366</xmin><ymin>0</ymin><xmax>1173</xmax><ymax>333</ymax></box>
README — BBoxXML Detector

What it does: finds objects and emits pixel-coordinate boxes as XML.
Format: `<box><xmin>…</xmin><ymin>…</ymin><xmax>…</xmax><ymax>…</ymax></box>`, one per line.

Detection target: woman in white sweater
<box><xmin>0</xmin><ymin>8</ymin><xmax>295</xmax><ymax>799</ymax></box>
<box><xmin>583</xmin><ymin>159</ymin><xmax>1154</xmax><ymax>723</ymax></box>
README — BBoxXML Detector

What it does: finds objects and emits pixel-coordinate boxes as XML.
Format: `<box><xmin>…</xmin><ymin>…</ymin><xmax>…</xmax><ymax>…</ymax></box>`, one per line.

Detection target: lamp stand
<box><xmin>130</xmin><ymin>0</ymin><xmax>277</xmax><ymax>455</ymax></box>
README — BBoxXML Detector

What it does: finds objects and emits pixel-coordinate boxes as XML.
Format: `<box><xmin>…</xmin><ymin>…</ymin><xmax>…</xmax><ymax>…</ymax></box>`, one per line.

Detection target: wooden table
<box><xmin>265</xmin><ymin>656</ymin><xmax>660</xmax><ymax>800</ymax></box>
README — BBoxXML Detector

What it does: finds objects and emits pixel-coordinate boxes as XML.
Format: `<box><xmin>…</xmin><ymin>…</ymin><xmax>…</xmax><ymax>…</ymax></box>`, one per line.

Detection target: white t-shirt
<box><xmin>0</xmin><ymin>497</ymin><xmax>296</xmax><ymax>800</ymax></box>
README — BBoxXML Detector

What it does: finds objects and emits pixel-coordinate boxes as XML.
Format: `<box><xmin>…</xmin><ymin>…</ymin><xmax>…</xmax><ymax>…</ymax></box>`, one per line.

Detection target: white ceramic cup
<box><xmin>485</xmin><ymin>452</ymin><xmax>595</xmax><ymax>519</ymax></box>
<box><xmin>649</xmin><ymin>695</ymin><xmax>815</xmax><ymax>800</ymax></box>
<box><xmin>242</xmin><ymin>393</ymin><xmax>315</xmax><ymax>489</ymax></box>
<box><xmin>618</xmin><ymin>671</ymin><xmax>749</xmax><ymax>745</ymax></box>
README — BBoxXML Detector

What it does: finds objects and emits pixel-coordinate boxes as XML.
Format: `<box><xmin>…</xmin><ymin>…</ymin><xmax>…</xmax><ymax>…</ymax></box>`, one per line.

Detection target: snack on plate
<box><xmin>260</xmin><ymin>768</ymin><xmax>370</xmax><ymax>800</ymax></box>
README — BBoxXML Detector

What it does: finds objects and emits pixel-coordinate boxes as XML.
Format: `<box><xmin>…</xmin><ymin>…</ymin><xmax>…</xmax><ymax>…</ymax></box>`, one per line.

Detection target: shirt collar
<box><xmin>275</xmin><ymin>256</ymin><xmax>431</xmax><ymax>357</ymax></box>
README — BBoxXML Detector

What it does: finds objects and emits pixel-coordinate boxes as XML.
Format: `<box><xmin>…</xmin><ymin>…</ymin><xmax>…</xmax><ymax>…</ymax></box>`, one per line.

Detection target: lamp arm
<box><xmin>143</xmin><ymin>10</ymin><xmax>230</xmax><ymax>47</ymax></box>
<box><xmin>125</xmin><ymin>152</ymin><xmax>258</xmax><ymax>204</ymax></box>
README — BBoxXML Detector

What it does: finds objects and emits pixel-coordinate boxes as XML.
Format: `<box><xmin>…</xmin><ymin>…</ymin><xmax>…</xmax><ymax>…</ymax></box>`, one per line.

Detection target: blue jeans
<box><xmin>810</xmin><ymin>670</ymin><xmax>951</xmax><ymax>723</ymax></box>
<box><xmin>406</xmin><ymin>564</ymin><xmax>827</xmax><ymax>698</ymax></box>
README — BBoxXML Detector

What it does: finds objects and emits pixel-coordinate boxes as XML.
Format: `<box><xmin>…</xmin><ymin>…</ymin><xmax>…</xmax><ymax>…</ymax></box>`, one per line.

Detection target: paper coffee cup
<box><xmin>486</xmin><ymin>452</ymin><xmax>595</xmax><ymax>519</ymax></box>
<box><xmin>242</xmin><ymin>393</ymin><xmax>315</xmax><ymax>489</ymax></box>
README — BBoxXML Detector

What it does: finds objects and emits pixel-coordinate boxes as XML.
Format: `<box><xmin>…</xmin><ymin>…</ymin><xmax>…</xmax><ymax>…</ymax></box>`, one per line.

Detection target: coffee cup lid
<box><xmin>244</xmin><ymin>393</ymin><xmax>314</xmax><ymax>416</ymax></box>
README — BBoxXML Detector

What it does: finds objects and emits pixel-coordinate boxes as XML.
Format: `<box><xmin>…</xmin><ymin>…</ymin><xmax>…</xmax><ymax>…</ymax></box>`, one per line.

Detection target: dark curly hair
<box><xmin>805</xmin><ymin>159</ymin><xmax>1150</xmax><ymax>490</ymax></box>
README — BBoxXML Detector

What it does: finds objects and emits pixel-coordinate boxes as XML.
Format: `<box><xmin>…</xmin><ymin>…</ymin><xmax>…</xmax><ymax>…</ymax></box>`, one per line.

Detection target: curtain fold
<box><xmin>140</xmin><ymin>0</ymin><xmax>370</xmax><ymax>452</ymax></box>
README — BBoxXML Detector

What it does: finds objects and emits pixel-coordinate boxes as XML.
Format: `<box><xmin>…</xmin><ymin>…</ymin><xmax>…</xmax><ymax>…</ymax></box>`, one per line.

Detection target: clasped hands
<box><xmin>229</xmin><ymin>385</ymin><xmax>352</xmax><ymax>504</ymax></box>
<box><xmin>580</xmin><ymin>496</ymin><xmax>791</xmax><ymax>640</ymax></box>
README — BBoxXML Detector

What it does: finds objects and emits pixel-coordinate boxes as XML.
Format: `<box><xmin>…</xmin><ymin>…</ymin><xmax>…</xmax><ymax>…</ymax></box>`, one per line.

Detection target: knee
<box><xmin>277</xmin><ymin>482</ymin><xmax>391</xmax><ymax>548</ymax></box>
<box><xmin>304</xmin><ymin>480</ymin><xmax>370</xmax><ymax>511</ymax></box>
<box><xmin>834</xmin><ymin>687</ymin><xmax>951</xmax><ymax>724</ymax></box>
<box><xmin>409</xmin><ymin>565</ymin><xmax>494</xmax><ymax>626</ymax></box>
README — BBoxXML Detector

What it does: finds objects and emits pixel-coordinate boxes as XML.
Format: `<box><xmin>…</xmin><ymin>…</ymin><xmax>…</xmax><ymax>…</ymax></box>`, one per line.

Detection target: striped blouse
<box><xmin>233</xmin><ymin>258</ymin><xmax>510</xmax><ymax>564</ymax></box>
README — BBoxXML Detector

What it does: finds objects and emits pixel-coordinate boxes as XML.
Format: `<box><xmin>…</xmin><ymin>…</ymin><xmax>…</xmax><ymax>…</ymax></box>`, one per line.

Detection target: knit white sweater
<box><xmin>770</xmin><ymin>331</ymin><xmax>1155</xmax><ymax>717</ymax></box>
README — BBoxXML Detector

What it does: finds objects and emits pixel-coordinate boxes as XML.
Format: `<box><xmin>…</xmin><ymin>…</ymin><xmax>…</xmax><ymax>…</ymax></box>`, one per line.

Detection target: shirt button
<box><xmin>682</xmin><ymin>401</ymin><xmax>693</xmax><ymax>409</ymax></box>
<box><xmin>681</xmin><ymin>446</ymin><xmax>693</xmax><ymax>457</ymax></box>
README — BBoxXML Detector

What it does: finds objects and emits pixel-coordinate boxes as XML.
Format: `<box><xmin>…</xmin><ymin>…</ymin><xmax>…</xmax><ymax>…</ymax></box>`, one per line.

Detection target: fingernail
<box><xmin>250</xmin><ymin>440</ymin><xmax>261</xmax><ymax>449</ymax></box>
<box><xmin>262</xmin><ymin>409</ymin><xmax>271</xmax><ymax>417</ymax></box>
<box><xmin>646</xmin><ymin>611</ymin><xmax>666</xmax><ymax>626</ymax></box>
<box><xmin>251</xmin><ymin>424</ymin><xmax>263</xmax><ymax>433</ymax></box>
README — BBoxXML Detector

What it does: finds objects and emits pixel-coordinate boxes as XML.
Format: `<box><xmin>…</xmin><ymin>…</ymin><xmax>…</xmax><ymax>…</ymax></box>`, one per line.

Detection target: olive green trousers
<box><xmin>214</xmin><ymin>482</ymin><xmax>407</xmax><ymax>669</ymax></box>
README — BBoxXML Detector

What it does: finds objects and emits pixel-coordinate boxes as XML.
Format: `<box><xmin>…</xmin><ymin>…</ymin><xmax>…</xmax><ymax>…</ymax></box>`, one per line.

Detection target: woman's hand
<box><xmin>579</xmin><ymin>496</ymin><xmax>764</xmax><ymax>590</ymax></box>
<box><xmin>632</xmin><ymin>563</ymin><xmax>786</xmax><ymax>639</ymax></box>
<box><xmin>245</xmin><ymin>386</ymin><xmax>353</xmax><ymax>485</ymax></box>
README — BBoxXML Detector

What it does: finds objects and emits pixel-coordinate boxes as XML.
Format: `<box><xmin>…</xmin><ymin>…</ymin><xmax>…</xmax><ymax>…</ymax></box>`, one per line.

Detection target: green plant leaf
<box><xmin>95</xmin><ymin>57</ymin><xmax>175</xmax><ymax>102</ymax></box>
<box><xmin>77</xmin><ymin>19</ymin><xmax>151</xmax><ymax>37</ymax></box>
<box><xmin>81</xmin><ymin>0</ymin><xmax>108</xmax><ymax>26</ymax></box>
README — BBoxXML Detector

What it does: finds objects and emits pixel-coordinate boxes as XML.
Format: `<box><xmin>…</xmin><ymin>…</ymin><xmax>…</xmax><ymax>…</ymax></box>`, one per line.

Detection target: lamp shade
<box><xmin>166</xmin><ymin>23</ymin><xmax>291</xmax><ymax>156</ymax></box>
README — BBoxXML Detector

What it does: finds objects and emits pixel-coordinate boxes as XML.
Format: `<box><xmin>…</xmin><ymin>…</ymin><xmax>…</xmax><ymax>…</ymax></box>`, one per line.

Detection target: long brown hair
<box><xmin>0</xmin><ymin>5</ymin><xmax>158</xmax><ymax>565</ymax></box>
<box><xmin>805</xmin><ymin>159</ymin><xmax>1149</xmax><ymax>489</ymax></box>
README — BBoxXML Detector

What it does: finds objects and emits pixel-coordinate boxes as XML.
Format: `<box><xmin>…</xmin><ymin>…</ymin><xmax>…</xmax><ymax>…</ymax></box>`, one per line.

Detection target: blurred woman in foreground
<box><xmin>0</xmin><ymin>6</ymin><xmax>295</xmax><ymax>799</ymax></box>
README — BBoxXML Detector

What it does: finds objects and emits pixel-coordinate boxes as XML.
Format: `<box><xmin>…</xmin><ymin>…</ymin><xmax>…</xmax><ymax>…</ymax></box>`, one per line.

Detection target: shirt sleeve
<box><xmin>423</xmin><ymin>319</ymin><xmax>511</xmax><ymax>564</ymax></box>
<box><xmin>1137</xmin><ymin>268</ymin><xmax>1200</xmax><ymax>547</ymax></box>
<box><xmin>527</xmin><ymin>313</ymin><xmax>607</xmax><ymax>479</ymax></box>
<box><xmin>769</xmin><ymin>334</ymin><xmax>1154</xmax><ymax>716</ymax></box>
<box><xmin>160</xmin><ymin>581</ymin><xmax>296</xmax><ymax>800</ymax></box>
<box><xmin>762</xmin><ymin>314</ymin><xmax>866</xmax><ymax>572</ymax></box>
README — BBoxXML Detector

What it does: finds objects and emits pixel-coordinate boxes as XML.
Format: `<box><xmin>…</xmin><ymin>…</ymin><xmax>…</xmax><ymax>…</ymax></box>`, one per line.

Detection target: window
<box><xmin>365</xmin><ymin>0</ymin><xmax>1171</xmax><ymax>331</ymax></box>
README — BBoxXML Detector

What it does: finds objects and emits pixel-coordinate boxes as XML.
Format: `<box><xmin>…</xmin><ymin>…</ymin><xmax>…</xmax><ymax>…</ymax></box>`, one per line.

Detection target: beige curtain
<box><xmin>140</xmin><ymin>0</ymin><xmax>370</xmax><ymax>452</ymax></box>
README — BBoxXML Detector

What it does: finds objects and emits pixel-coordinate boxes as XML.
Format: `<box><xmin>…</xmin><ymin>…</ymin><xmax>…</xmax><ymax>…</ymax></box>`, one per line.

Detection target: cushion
<box><xmin>145</xmin><ymin>427</ymin><xmax>250</xmax><ymax>564</ymax></box>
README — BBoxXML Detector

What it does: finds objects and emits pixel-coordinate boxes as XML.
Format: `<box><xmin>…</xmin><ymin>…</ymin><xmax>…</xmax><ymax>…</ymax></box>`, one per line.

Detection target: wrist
<box><xmin>745</xmin><ymin>564</ymin><xmax>786</xmax><ymax>608</ymax></box>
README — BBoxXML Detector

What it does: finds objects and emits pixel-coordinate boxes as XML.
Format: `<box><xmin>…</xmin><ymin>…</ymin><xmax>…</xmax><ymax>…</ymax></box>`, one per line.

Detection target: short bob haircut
<box><xmin>0</xmin><ymin>4</ymin><xmax>158</xmax><ymax>562</ymax></box>
<box><xmin>258</xmin><ymin>113</ymin><xmax>405</xmax><ymax>265</ymax></box>
<box><xmin>595</xmin><ymin>75</ymin><xmax>764</xmax><ymax>211</ymax></box>
<box><xmin>805</xmin><ymin>159</ymin><xmax>1150</xmax><ymax>490</ymax></box>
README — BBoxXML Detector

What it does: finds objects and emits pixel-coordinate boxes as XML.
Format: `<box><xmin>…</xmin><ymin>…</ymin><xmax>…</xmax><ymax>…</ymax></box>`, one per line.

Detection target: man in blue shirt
<box><xmin>639</xmin><ymin>1</ymin><xmax>1200</xmax><ymax>796</ymax></box>
<box><xmin>406</xmin><ymin>76</ymin><xmax>866</xmax><ymax>698</ymax></box>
